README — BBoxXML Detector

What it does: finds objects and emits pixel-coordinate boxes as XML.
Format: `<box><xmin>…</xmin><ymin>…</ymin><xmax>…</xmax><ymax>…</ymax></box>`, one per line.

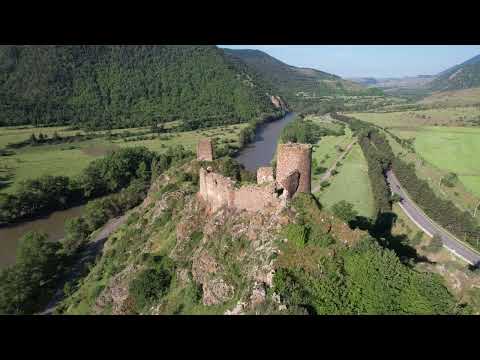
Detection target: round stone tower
<box><xmin>276</xmin><ymin>143</ymin><xmax>312</xmax><ymax>194</ymax></box>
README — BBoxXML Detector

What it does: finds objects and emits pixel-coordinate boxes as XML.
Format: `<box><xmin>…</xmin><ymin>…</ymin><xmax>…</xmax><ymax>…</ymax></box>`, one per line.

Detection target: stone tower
<box><xmin>197</xmin><ymin>138</ymin><xmax>213</xmax><ymax>161</ymax></box>
<box><xmin>276</xmin><ymin>143</ymin><xmax>312</xmax><ymax>194</ymax></box>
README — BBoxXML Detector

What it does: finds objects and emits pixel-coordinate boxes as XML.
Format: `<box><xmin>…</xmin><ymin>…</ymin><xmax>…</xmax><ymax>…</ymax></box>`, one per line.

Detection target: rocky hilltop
<box><xmin>56</xmin><ymin>138</ymin><xmax>465</xmax><ymax>315</ymax></box>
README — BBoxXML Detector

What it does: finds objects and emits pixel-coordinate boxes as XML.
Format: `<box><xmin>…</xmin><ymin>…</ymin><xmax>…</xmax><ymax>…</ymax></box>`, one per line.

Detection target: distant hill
<box><xmin>429</xmin><ymin>54</ymin><xmax>480</xmax><ymax>91</ymax></box>
<box><xmin>0</xmin><ymin>45</ymin><xmax>280</xmax><ymax>129</ymax></box>
<box><xmin>349</xmin><ymin>75</ymin><xmax>435</xmax><ymax>90</ymax></box>
<box><xmin>223</xmin><ymin>49</ymin><xmax>382</xmax><ymax>104</ymax></box>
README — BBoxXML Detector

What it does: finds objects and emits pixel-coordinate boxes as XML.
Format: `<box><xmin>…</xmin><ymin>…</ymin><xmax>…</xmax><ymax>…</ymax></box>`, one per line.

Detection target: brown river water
<box><xmin>0</xmin><ymin>112</ymin><xmax>295</xmax><ymax>269</ymax></box>
<box><xmin>0</xmin><ymin>205</ymin><xmax>85</xmax><ymax>269</ymax></box>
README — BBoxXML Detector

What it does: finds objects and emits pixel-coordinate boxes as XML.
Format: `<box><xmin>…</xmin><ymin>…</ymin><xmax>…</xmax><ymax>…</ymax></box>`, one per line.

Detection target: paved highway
<box><xmin>386</xmin><ymin>170</ymin><xmax>480</xmax><ymax>267</ymax></box>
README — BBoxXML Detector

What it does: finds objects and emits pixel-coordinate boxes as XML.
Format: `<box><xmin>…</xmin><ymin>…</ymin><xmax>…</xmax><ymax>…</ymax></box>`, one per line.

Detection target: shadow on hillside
<box><xmin>350</xmin><ymin>212</ymin><xmax>433</xmax><ymax>267</ymax></box>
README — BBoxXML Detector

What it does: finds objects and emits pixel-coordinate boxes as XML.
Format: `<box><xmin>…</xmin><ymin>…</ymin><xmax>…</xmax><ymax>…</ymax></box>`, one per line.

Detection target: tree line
<box><xmin>331</xmin><ymin>113</ymin><xmax>394</xmax><ymax>216</ymax></box>
<box><xmin>331</xmin><ymin>112</ymin><xmax>480</xmax><ymax>251</ymax></box>
<box><xmin>392</xmin><ymin>159</ymin><xmax>480</xmax><ymax>250</ymax></box>
<box><xmin>0</xmin><ymin>145</ymin><xmax>194</xmax><ymax>226</ymax></box>
<box><xmin>280</xmin><ymin>116</ymin><xmax>345</xmax><ymax>145</ymax></box>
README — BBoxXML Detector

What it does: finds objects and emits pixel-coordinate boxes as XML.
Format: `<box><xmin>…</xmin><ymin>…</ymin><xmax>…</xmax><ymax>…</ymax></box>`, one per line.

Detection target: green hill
<box><xmin>0</xmin><ymin>46</ymin><xmax>279</xmax><ymax>130</ymax></box>
<box><xmin>429</xmin><ymin>54</ymin><xmax>480</xmax><ymax>91</ymax></box>
<box><xmin>223</xmin><ymin>48</ymin><xmax>383</xmax><ymax>104</ymax></box>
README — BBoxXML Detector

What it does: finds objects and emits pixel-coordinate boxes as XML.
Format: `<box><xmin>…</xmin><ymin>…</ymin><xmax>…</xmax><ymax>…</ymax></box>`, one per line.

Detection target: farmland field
<box><xmin>315</xmin><ymin>143</ymin><xmax>375</xmax><ymax>218</ymax></box>
<box><xmin>411</xmin><ymin>126</ymin><xmax>480</xmax><ymax>197</ymax></box>
<box><xmin>349</xmin><ymin>106</ymin><xmax>480</xmax><ymax>129</ymax></box>
<box><xmin>0</xmin><ymin>123</ymin><xmax>248</xmax><ymax>194</ymax></box>
<box><xmin>348</xmin><ymin>109</ymin><xmax>480</xmax><ymax>208</ymax></box>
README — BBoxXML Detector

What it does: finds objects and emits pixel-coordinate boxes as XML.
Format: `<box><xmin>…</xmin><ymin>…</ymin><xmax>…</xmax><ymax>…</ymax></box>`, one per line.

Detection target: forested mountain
<box><xmin>429</xmin><ymin>54</ymin><xmax>480</xmax><ymax>91</ymax></box>
<box><xmin>0</xmin><ymin>46</ymin><xmax>280</xmax><ymax>130</ymax></box>
<box><xmin>223</xmin><ymin>48</ymin><xmax>383</xmax><ymax>104</ymax></box>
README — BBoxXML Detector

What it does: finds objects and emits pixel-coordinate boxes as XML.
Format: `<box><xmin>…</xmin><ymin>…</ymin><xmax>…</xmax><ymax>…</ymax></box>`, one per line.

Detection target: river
<box><xmin>0</xmin><ymin>205</ymin><xmax>85</xmax><ymax>268</ymax></box>
<box><xmin>0</xmin><ymin>112</ymin><xmax>295</xmax><ymax>269</ymax></box>
<box><xmin>235</xmin><ymin>112</ymin><xmax>296</xmax><ymax>172</ymax></box>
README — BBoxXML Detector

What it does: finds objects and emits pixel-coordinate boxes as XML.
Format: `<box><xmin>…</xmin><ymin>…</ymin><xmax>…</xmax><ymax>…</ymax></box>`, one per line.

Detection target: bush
<box><xmin>314</xmin><ymin>166</ymin><xmax>327</xmax><ymax>175</ymax></box>
<box><xmin>63</xmin><ymin>217</ymin><xmax>91</xmax><ymax>255</ymax></box>
<box><xmin>283</xmin><ymin>224</ymin><xmax>308</xmax><ymax>248</ymax></box>
<box><xmin>129</xmin><ymin>256</ymin><xmax>175</xmax><ymax>311</ymax></box>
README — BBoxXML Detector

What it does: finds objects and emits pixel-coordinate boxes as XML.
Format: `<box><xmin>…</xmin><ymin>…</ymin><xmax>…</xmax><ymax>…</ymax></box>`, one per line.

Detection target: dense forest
<box><xmin>0</xmin><ymin>45</ymin><xmax>280</xmax><ymax>130</ymax></box>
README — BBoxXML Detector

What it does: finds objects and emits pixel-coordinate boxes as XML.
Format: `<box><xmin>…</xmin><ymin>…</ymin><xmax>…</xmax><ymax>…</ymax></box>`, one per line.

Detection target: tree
<box><xmin>391</xmin><ymin>193</ymin><xmax>403</xmax><ymax>204</ymax></box>
<box><xmin>63</xmin><ymin>217</ymin><xmax>91</xmax><ymax>255</ymax></box>
<box><xmin>331</xmin><ymin>201</ymin><xmax>358</xmax><ymax>224</ymax></box>
<box><xmin>0</xmin><ymin>231</ymin><xmax>63</xmax><ymax>314</ymax></box>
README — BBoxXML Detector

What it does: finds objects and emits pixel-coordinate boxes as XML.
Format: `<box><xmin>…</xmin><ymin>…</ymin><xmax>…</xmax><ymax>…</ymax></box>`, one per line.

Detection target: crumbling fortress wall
<box><xmin>197</xmin><ymin>138</ymin><xmax>213</xmax><ymax>161</ymax></box>
<box><xmin>257</xmin><ymin>167</ymin><xmax>274</xmax><ymax>184</ymax></box>
<box><xmin>197</xmin><ymin>139</ymin><xmax>311</xmax><ymax>213</ymax></box>
<box><xmin>276</xmin><ymin>143</ymin><xmax>312</xmax><ymax>194</ymax></box>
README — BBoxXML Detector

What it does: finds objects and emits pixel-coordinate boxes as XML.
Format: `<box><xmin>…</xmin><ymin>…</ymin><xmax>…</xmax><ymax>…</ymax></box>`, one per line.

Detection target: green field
<box><xmin>410</xmin><ymin>126</ymin><xmax>480</xmax><ymax>197</ymax></box>
<box><xmin>0</xmin><ymin>123</ymin><xmax>247</xmax><ymax>194</ymax></box>
<box><xmin>348</xmin><ymin>108</ymin><xmax>480</xmax><ymax>210</ymax></box>
<box><xmin>349</xmin><ymin>106</ymin><xmax>480</xmax><ymax>129</ymax></box>
<box><xmin>315</xmin><ymin>143</ymin><xmax>375</xmax><ymax>218</ymax></box>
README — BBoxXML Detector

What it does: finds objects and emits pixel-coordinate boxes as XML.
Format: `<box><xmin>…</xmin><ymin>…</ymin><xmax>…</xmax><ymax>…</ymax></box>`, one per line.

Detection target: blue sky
<box><xmin>219</xmin><ymin>45</ymin><xmax>480</xmax><ymax>78</ymax></box>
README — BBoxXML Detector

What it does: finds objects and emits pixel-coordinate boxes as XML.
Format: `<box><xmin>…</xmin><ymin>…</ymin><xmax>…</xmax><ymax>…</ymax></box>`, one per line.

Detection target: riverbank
<box><xmin>235</xmin><ymin>112</ymin><xmax>295</xmax><ymax>171</ymax></box>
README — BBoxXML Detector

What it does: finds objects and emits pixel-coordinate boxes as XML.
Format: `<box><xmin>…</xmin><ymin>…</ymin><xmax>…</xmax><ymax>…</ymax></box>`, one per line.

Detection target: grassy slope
<box><xmin>418</xmin><ymin>88</ymin><xmax>480</xmax><ymax>107</ymax></box>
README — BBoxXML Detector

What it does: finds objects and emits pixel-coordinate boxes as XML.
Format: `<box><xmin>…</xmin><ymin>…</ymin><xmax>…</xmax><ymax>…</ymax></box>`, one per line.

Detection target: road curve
<box><xmin>386</xmin><ymin>170</ymin><xmax>480</xmax><ymax>267</ymax></box>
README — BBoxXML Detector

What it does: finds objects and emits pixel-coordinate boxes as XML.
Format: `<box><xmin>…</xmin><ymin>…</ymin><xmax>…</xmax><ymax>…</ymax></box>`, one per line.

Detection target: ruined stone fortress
<box><xmin>197</xmin><ymin>138</ymin><xmax>312</xmax><ymax>213</ymax></box>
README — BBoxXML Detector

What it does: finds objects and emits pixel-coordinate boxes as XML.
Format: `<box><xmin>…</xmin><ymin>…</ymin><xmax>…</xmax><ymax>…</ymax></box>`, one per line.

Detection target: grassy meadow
<box><xmin>314</xmin><ymin>143</ymin><xmax>375</xmax><ymax>218</ymax></box>
<box><xmin>348</xmin><ymin>108</ymin><xmax>480</xmax><ymax>217</ymax></box>
<box><xmin>0</xmin><ymin>123</ymin><xmax>248</xmax><ymax>194</ymax></box>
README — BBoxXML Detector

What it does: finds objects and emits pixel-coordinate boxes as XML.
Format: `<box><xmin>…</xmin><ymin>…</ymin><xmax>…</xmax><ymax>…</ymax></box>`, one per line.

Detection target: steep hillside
<box><xmin>54</xmin><ymin>157</ymin><xmax>465</xmax><ymax>315</ymax></box>
<box><xmin>223</xmin><ymin>49</ymin><xmax>382</xmax><ymax>105</ymax></box>
<box><xmin>0</xmin><ymin>45</ymin><xmax>280</xmax><ymax>129</ymax></box>
<box><xmin>430</xmin><ymin>54</ymin><xmax>480</xmax><ymax>91</ymax></box>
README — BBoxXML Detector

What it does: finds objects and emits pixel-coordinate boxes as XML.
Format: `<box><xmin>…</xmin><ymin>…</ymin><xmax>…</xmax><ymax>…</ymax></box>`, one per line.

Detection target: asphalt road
<box><xmin>386</xmin><ymin>170</ymin><xmax>480</xmax><ymax>267</ymax></box>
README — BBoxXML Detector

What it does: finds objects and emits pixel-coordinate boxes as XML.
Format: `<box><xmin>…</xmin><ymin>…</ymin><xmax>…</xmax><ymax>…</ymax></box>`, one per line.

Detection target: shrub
<box><xmin>129</xmin><ymin>256</ymin><xmax>175</xmax><ymax>311</ymax></box>
<box><xmin>331</xmin><ymin>201</ymin><xmax>358</xmax><ymax>224</ymax></box>
<box><xmin>283</xmin><ymin>224</ymin><xmax>308</xmax><ymax>248</ymax></box>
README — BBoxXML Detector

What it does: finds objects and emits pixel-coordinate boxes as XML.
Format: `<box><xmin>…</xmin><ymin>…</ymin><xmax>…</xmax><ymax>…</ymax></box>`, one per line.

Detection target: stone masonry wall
<box><xmin>197</xmin><ymin>141</ymin><xmax>311</xmax><ymax>214</ymax></box>
<box><xmin>233</xmin><ymin>183</ymin><xmax>281</xmax><ymax>213</ymax></box>
<box><xmin>199</xmin><ymin>167</ymin><xmax>235</xmax><ymax>212</ymax></box>
<box><xmin>278</xmin><ymin>170</ymin><xmax>300</xmax><ymax>200</ymax></box>
<box><xmin>276</xmin><ymin>143</ymin><xmax>312</xmax><ymax>194</ymax></box>
<box><xmin>197</xmin><ymin>138</ymin><xmax>213</xmax><ymax>161</ymax></box>
<box><xmin>257</xmin><ymin>167</ymin><xmax>274</xmax><ymax>184</ymax></box>
<box><xmin>199</xmin><ymin>167</ymin><xmax>283</xmax><ymax>213</ymax></box>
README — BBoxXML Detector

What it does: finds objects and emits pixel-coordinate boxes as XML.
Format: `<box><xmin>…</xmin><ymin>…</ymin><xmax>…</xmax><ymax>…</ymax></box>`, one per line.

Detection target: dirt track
<box><xmin>312</xmin><ymin>140</ymin><xmax>356</xmax><ymax>193</ymax></box>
